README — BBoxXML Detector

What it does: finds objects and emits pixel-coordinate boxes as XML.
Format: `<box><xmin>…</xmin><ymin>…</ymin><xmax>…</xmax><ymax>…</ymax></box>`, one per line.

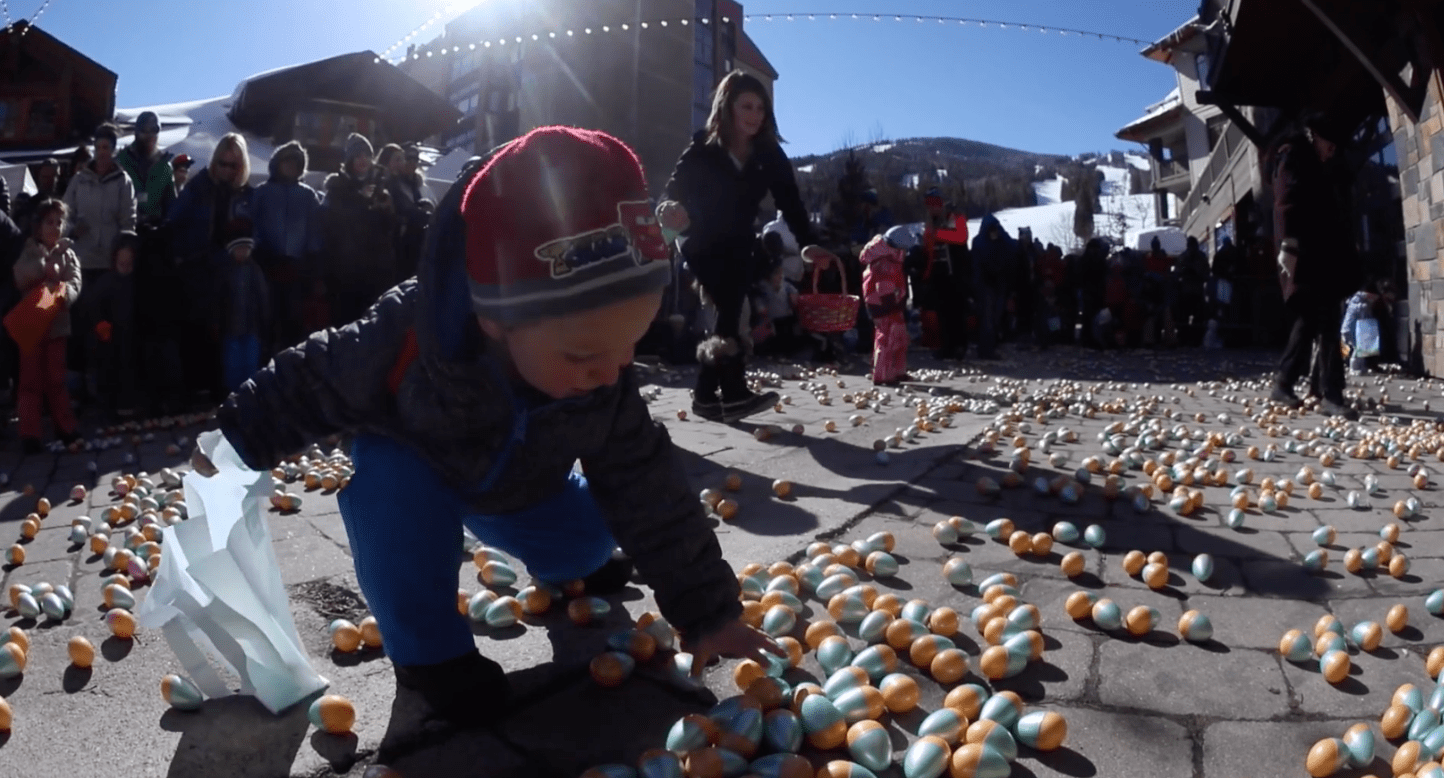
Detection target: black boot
<box><xmin>572</xmin><ymin>549</ymin><xmax>634</xmax><ymax>595</ymax></box>
<box><xmin>393</xmin><ymin>650</ymin><xmax>511</xmax><ymax>725</ymax></box>
<box><xmin>718</xmin><ymin>356</ymin><xmax>778</xmax><ymax>422</ymax></box>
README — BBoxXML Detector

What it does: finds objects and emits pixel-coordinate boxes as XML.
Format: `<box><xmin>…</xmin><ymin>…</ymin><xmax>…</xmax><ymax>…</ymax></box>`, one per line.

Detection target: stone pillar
<box><xmin>1388</xmin><ymin>71</ymin><xmax>1444</xmax><ymax>377</ymax></box>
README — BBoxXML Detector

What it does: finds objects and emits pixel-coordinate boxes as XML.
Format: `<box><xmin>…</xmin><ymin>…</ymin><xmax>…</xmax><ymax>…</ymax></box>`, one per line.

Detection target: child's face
<box><xmin>115</xmin><ymin>247</ymin><xmax>135</xmax><ymax>275</ymax></box>
<box><xmin>480</xmin><ymin>291</ymin><xmax>662</xmax><ymax>400</ymax></box>
<box><xmin>39</xmin><ymin>212</ymin><xmax>63</xmax><ymax>247</ymax></box>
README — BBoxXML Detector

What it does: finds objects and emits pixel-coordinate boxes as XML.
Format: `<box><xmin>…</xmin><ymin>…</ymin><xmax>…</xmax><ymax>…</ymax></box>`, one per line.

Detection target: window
<box><xmin>0</xmin><ymin>100</ymin><xmax>19</xmax><ymax>140</ymax></box>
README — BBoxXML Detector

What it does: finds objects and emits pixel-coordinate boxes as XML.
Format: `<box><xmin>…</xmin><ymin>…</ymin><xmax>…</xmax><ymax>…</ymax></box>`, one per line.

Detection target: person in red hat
<box><xmin>192</xmin><ymin>126</ymin><xmax>781</xmax><ymax>727</ymax></box>
<box><xmin>170</xmin><ymin>153</ymin><xmax>194</xmax><ymax>192</ymax></box>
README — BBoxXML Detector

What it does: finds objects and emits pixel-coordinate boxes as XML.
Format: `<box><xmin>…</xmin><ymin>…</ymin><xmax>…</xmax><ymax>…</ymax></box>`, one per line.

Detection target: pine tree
<box><xmin>823</xmin><ymin>151</ymin><xmax>872</xmax><ymax>247</ymax></box>
<box><xmin>1073</xmin><ymin>180</ymin><xmax>1096</xmax><ymax>242</ymax></box>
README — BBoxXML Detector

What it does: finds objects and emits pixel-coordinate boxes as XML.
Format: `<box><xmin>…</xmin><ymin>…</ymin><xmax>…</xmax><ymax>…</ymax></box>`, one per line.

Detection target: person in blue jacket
<box><xmin>250</xmin><ymin>141</ymin><xmax>321</xmax><ymax>353</ymax></box>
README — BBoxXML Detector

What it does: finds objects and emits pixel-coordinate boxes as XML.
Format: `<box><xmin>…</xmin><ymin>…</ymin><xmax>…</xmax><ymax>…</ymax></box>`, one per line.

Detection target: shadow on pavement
<box><xmin>162</xmin><ymin>696</ymin><xmax>310</xmax><ymax>778</ymax></box>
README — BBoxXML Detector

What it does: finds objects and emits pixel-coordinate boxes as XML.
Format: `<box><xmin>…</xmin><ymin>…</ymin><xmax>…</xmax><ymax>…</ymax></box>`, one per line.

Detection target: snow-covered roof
<box><xmin>1116</xmin><ymin>88</ymin><xmax>1185</xmax><ymax>142</ymax></box>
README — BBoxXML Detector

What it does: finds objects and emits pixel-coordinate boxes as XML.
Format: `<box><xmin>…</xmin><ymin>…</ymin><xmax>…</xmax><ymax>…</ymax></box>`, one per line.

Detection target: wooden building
<box><xmin>0</xmin><ymin>20</ymin><xmax>117</xmax><ymax>157</ymax></box>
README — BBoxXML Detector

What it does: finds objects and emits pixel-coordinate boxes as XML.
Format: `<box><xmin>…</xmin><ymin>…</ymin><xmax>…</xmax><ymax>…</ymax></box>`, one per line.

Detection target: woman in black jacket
<box><xmin>659</xmin><ymin>70</ymin><xmax>823</xmax><ymax>422</ymax></box>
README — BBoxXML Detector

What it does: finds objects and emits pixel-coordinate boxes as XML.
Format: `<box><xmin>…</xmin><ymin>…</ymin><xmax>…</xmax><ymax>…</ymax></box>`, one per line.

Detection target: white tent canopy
<box><xmin>0</xmin><ymin>162</ymin><xmax>37</xmax><ymax>202</ymax></box>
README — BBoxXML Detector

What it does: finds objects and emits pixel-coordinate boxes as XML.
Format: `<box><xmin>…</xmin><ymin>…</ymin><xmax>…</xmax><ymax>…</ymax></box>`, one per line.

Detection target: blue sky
<box><xmin>20</xmin><ymin>0</ymin><xmax>1199</xmax><ymax>158</ymax></box>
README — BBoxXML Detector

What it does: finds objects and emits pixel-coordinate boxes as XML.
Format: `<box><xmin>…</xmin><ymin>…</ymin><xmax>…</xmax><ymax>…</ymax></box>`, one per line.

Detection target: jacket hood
<box><xmin>859</xmin><ymin>234</ymin><xmax>902</xmax><ymax>266</ymax></box>
<box><xmin>972</xmin><ymin>214</ymin><xmax>1015</xmax><ymax>255</ymax></box>
<box><xmin>268</xmin><ymin>141</ymin><xmax>309</xmax><ymax>180</ymax></box>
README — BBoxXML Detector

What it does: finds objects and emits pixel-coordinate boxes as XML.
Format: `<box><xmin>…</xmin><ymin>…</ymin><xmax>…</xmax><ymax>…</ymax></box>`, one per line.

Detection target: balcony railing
<box><xmin>1179</xmin><ymin>123</ymin><xmax>1247</xmax><ymax>227</ymax></box>
<box><xmin>1154</xmin><ymin>157</ymin><xmax>1190</xmax><ymax>184</ymax></box>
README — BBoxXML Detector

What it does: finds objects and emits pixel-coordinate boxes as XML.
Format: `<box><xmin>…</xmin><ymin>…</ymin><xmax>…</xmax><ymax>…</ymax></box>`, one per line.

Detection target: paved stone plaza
<box><xmin>1</xmin><ymin>344</ymin><xmax>1442</xmax><ymax>778</ymax></box>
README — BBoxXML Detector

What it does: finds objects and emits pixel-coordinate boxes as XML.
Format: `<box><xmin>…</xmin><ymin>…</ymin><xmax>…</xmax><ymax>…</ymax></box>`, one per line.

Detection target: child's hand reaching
<box><xmin>686</xmin><ymin>619</ymin><xmax>787</xmax><ymax>676</ymax></box>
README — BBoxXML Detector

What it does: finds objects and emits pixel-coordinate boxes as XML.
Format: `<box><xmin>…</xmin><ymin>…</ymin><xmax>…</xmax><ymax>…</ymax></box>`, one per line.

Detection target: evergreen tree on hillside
<box><xmin>822</xmin><ymin>151</ymin><xmax>873</xmax><ymax>248</ymax></box>
<box><xmin>1074</xmin><ymin>178</ymin><xmax>1096</xmax><ymax>242</ymax></box>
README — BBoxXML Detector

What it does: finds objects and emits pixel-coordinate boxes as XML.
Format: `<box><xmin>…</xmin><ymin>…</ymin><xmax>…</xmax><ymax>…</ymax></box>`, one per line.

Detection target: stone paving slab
<box><xmin>1202</xmin><ymin>720</ymin><xmax>1374</xmax><ymax>778</ymax></box>
<box><xmin>1096</xmin><ymin>640</ymin><xmax>1291</xmax><ymax>718</ymax></box>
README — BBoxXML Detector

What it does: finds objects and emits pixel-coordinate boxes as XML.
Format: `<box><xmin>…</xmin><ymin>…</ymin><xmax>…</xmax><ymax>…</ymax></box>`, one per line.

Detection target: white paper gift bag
<box><xmin>135</xmin><ymin>430</ymin><xmax>329</xmax><ymax>714</ymax></box>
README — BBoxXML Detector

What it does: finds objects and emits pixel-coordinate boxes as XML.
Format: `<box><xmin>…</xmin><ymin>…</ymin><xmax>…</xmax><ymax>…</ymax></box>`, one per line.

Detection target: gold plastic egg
<box><xmin>1430</xmin><ymin>647</ymin><xmax>1444</xmax><ymax>678</ymax></box>
<box><xmin>1060</xmin><ymin>551</ymin><xmax>1086</xmax><ymax>577</ymax></box>
<box><xmin>716</xmin><ymin>499</ymin><xmax>739</xmax><ymax>521</ymax></box>
<box><xmin>1305</xmin><ymin>737</ymin><xmax>1345</xmax><ymax>778</ymax></box>
<box><xmin>66</xmin><ymin>636</ymin><xmax>94</xmax><ymax>668</ymax></box>
<box><xmin>1381</xmin><ymin>705</ymin><xmax>1412</xmax><ymax>739</ymax></box>
<box><xmin>931</xmin><ymin>648</ymin><xmax>969</xmax><ymax>684</ymax></box>
<box><xmin>879</xmin><ymin>673</ymin><xmax>919</xmax><ymax>714</ymax></box>
<box><xmin>331</xmin><ymin>620</ymin><xmax>362</xmax><ymax>653</ymax></box>
<box><xmin>312</xmin><ymin>694</ymin><xmax>356</xmax><ymax>734</ymax></box>
<box><xmin>1121</xmin><ymin>550</ymin><xmax>1146</xmax><ymax>576</ymax></box>
<box><xmin>1065</xmin><ymin>591</ymin><xmax>1096</xmax><ymax>620</ymax></box>
<box><xmin>928</xmin><ymin>607</ymin><xmax>959</xmax><ymax>636</ymax></box>
<box><xmin>1321</xmin><ymin>651</ymin><xmax>1350</xmax><ymax>683</ymax></box>
<box><xmin>1007</xmin><ymin>531</ymin><xmax>1032</xmax><ymax>556</ymax></box>
<box><xmin>358</xmin><ymin>616</ymin><xmax>383</xmax><ymax>648</ymax></box>
<box><xmin>106</xmin><ymin>608</ymin><xmax>137</xmax><ymax>639</ymax></box>
<box><xmin>772</xmin><ymin>480</ymin><xmax>792</xmax><ymax>498</ymax></box>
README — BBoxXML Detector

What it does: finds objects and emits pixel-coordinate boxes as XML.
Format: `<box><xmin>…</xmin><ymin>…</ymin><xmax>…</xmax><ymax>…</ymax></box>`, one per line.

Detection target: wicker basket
<box><xmin>796</xmin><ymin>257</ymin><xmax>859</xmax><ymax>334</ymax></box>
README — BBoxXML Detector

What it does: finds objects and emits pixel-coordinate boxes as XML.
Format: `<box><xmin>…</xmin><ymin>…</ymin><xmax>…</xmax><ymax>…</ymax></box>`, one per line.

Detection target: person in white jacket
<box><xmin>60</xmin><ymin>123</ymin><xmax>136</xmax><ymax>397</ymax></box>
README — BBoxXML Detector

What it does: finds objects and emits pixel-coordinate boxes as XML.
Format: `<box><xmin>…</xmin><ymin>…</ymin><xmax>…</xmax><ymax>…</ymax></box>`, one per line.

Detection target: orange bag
<box><xmin>4</xmin><ymin>282</ymin><xmax>67</xmax><ymax>353</ymax></box>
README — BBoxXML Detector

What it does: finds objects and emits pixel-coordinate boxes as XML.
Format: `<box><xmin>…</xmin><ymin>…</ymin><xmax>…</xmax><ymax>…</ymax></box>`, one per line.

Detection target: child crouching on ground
<box><xmin>194</xmin><ymin>127</ymin><xmax>780</xmax><ymax>725</ymax></box>
<box><xmin>861</xmin><ymin>226</ymin><xmax>915</xmax><ymax>385</ymax></box>
<box><xmin>13</xmin><ymin>198</ymin><xmax>81</xmax><ymax>454</ymax></box>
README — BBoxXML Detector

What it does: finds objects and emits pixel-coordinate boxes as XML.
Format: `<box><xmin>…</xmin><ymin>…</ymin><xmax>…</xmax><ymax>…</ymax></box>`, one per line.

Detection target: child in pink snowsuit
<box><xmin>862</xmin><ymin>226</ymin><xmax>916</xmax><ymax>385</ymax></box>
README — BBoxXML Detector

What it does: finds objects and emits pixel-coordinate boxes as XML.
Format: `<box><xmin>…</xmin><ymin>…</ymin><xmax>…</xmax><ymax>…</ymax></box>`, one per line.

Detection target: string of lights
<box><xmin>377</xmin><ymin>10</ymin><xmax>1151</xmax><ymax>65</ymax></box>
<box><xmin>18</xmin><ymin>0</ymin><xmax>55</xmax><ymax>37</ymax></box>
<box><xmin>378</xmin><ymin>2</ymin><xmax>463</xmax><ymax>61</ymax></box>
<box><xmin>1</xmin><ymin>1</ymin><xmax>12</xmax><ymax>31</ymax></box>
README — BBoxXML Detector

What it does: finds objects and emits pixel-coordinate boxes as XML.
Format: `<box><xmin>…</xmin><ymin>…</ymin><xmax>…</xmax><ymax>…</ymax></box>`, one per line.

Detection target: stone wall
<box><xmin>1389</xmin><ymin>71</ymin><xmax>1444</xmax><ymax>377</ymax></box>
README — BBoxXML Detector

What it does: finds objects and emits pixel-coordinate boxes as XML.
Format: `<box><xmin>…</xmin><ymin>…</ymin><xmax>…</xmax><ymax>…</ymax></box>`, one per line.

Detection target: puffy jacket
<box><xmin>663</xmin><ymin>131</ymin><xmax>816</xmax><ymax>275</ymax></box>
<box><xmin>167</xmin><ymin>168</ymin><xmax>254</xmax><ymax>265</ymax></box>
<box><xmin>62</xmin><ymin>163</ymin><xmax>137</xmax><ymax>271</ymax></box>
<box><xmin>116</xmin><ymin>144</ymin><xmax>175</xmax><ymax>225</ymax></box>
<box><xmin>13</xmin><ymin>238</ymin><xmax>81</xmax><ymax>339</ymax></box>
<box><xmin>860</xmin><ymin>234</ymin><xmax>906</xmax><ymax>315</ymax></box>
<box><xmin>216</xmin><ymin>150</ymin><xmax>743</xmax><ymax>640</ymax></box>
<box><xmin>971</xmin><ymin>214</ymin><xmax>1016</xmax><ymax>289</ymax></box>
<box><xmin>251</xmin><ymin>142</ymin><xmax>322</xmax><ymax>261</ymax></box>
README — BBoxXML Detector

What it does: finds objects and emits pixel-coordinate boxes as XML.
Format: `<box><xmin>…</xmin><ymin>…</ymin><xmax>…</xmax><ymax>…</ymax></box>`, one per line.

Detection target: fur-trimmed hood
<box><xmin>268</xmin><ymin>141</ymin><xmax>309</xmax><ymax>181</ymax></box>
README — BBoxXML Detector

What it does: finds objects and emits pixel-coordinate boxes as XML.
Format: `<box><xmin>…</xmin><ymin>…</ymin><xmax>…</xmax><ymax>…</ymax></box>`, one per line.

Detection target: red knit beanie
<box><xmin>462</xmin><ymin>126</ymin><xmax>671</xmax><ymax>325</ymax></box>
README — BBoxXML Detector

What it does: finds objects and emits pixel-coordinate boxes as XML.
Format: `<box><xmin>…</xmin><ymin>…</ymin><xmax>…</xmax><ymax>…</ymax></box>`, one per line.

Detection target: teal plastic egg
<box><xmin>750</xmin><ymin>753</ymin><xmax>812</xmax><ymax>778</ymax></box>
<box><xmin>637</xmin><ymin>750</ymin><xmax>683</xmax><ymax>778</ymax></box>
<box><xmin>1083</xmin><ymin>524</ymin><xmax>1106</xmax><ymax>548</ymax></box>
<box><xmin>866</xmin><ymin>551</ymin><xmax>899</xmax><ymax>578</ymax></box>
<box><xmin>664</xmin><ymin>714</ymin><xmax>713</xmax><ymax>752</ymax></box>
<box><xmin>1341</xmin><ymin>724</ymin><xmax>1375</xmax><ymax>767</ymax></box>
<box><xmin>1428</xmin><ymin>685</ymin><xmax>1444</xmax><ymax>713</ymax></box>
<box><xmin>726</xmin><ymin>706</ymin><xmax>764</xmax><ymax>745</ymax></box>
<box><xmin>581</xmin><ymin>765</ymin><xmax>636</xmax><ymax>778</ymax></box>
<box><xmin>40</xmin><ymin>592</ymin><xmax>67</xmax><ymax>621</ymax></box>
<box><xmin>1302</xmin><ymin>550</ymin><xmax>1328</xmax><ymax>572</ymax></box>
<box><xmin>831</xmin><ymin>593</ymin><xmax>869</xmax><ymax>624</ymax></box>
<box><xmin>161</xmin><ymin>673</ymin><xmax>204</xmax><ymax>711</ymax></box>
<box><xmin>933</xmin><ymin>521</ymin><xmax>960</xmax><ymax>545</ymax></box>
<box><xmin>1282</xmin><ymin>631</ymin><xmax>1313</xmax><ymax>662</ymax></box>
<box><xmin>1052</xmin><ymin>521</ymin><xmax>1080</xmax><ymax>544</ymax></box>
<box><xmin>1192</xmin><ymin>554</ymin><xmax>1215</xmax><ymax>582</ymax></box>
<box><xmin>858</xmin><ymin>610</ymin><xmax>893</xmax><ymax>644</ymax></box>
<box><xmin>762</xmin><ymin>708</ymin><xmax>803</xmax><ymax>753</ymax></box>
<box><xmin>973</xmin><ymin>720</ymin><xmax>1019</xmax><ymax>761</ymax></box>
<box><xmin>817</xmin><ymin>637</ymin><xmax>855</xmax><ymax>676</ymax></box>
<box><xmin>980</xmin><ymin>694</ymin><xmax>1023</xmax><ymax>730</ymax></box>
<box><xmin>848</xmin><ymin>726</ymin><xmax>892</xmax><ymax>771</ymax></box>
<box><xmin>740</xmin><ymin>575</ymin><xmax>765</xmax><ymax>598</ymax></box>
<box><xmin>903</xmin><ymin>736</ymin><xmax>951</xmax><ymax>778</ymax></box>
<box><xmin>1132</xmin><ymin>493</ymin><xmax>1150</xmax><ymax>513</ymax></box>
<box><xmin>1316</xmin><ymin>632</ymin><xmax>1347</xmax><ymax>656</ymax></box>
<box><xmin>799</xmin><ymin>694</ymin><xmax>844</xmax><ymax>734</ymax></box>
<box><xmin>1418</xmin><ymin>762</ymin><xmax>1444</xmax><ymax>778</ymax></box>
<box><xmin>1400</xmin><ymin>684</ymin><xmax>1427</xmax><ymax>713</ymax></box>
<box><xmin>761</xmin><ymin>605</ymin><xmax>796</xmax><ymax>637</ymax></box>
<box><xmin>901</xmin><ymin>600</ymin><xmax>932</xmax><ymax>624</ymax></box>
<box><xmin>1311</xmin><ymin>526</ymin><xmax>1335</xmax><ymax>546</ymax></box>
<box><xmin>1420</xmin><ymin>725</ymin><xmax>1444</xmax><ymax>761</ymax></box>
<box><xmin>1178</xmin><ymin>611</ymin><xmax>1213</xmax><ymax>643</ymax></box>
<box><xmin>833</xmin><ymin>687</ymin><xmax>879</xmax><ymax>724</ymax></box>
<box><xmin>943</xmin><ymin>558</ymin><xmax>973</xmax><ymax>586</ymax></box>
<box><xmin>853</xmin><ymin>644</ymin><xmax>898</xmax><ymax>682</ymax></box>
<box><xmin>479</xmin><ymin>560</ymin><xmax>517</xmax><ymax>587</ymax></box>
<box><xmin>1225</xmin><ymin>509</ymin><xmax>1246</xmax><ymax>528</ymax></box>
<box><xmin>816</xmin><ymin>573</ymin><xmax>854</xmax><ymax>601</ymax></box>
<box><xmin>917</xmin><ymin>707</ymin><xmax>967</xmax><ymax>743</ymax></box>
<box><xmin>53</xmin><ymin>585</ymin><xmax>73</xmax><ymax>611</ymax></box>
<box><xmin>15</xmin><ymin>592</ymin><xmax>39</xmax><ymax>620</ymax></box>
<box><xmin>795</xmin><ymin>564</ymin><xmax>824</xmax><ymax>594</ymax></box>
<box><xmin>0</xmin><ymin>644</ymin><xmax>22</xmax><ymax>678</ymax></box>
<box><xmin>1258</xmin><ymin>494</ymin><xmax>1277</xmax><ymax>513</ymax></box>
<box><xmin>824</xmin><ymin>667</ymin><xmax>870</xmax><ymax>699</ymax></box>
<box><xmin>1410</xmin><ymin>708</ymin><xmax>1440</xmax><ymax>741</ymax></box>
<box><xmin>1006</xmin><ymin>605</ymin><xmax>1039</xmax><ymax>631</ymax></box>
<box><xmin>1059</xmin><ymin>484</ymin><xmax>1080</xmax><ymax>504</ymax></box>
<box><xmin>984</xmin><ymin>519</ymin><xmax>1012</xmax><ymax>539</ymax></box>
<box><xmin>1429</xmin><ymin>589</ymin><xmax>1444</xmax><ymax>616</ymax></box>
<box><xmin>1090</xmin><ymin>599</ymin><xmax>1123</xmax><ymax>631</ymax></box>
<box><xmin>68</xmin><ymin>524</ymin><xmax>88</xmax><ymax>545</ymax></box>
<box><xmin>768</xmin><ymin>591</ymin><xmax>805</xmax><ymax>613</ymax></box>
<box><xmin>957</xmin><ymin>744</ymin><xmax>1011</xmax><ymax>778</ymax></box>
<box><xmin>1016</xmin><ymin>711</ymin><xmax>1067</xmax><ymax>751</ymax></box>
<box><xmin>977</xmin><ymin>573</ymin><xmax>1013</xmax><ymax>591</ymax></box>
<box><xmin>822</xmin><ymin>762</ymin><xmax>879</xmax><ymax>778</ymax></box>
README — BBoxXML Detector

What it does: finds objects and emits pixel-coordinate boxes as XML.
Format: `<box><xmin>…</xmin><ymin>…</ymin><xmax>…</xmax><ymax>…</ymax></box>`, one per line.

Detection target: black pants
<box><xmin>930</xmin><ymin>272</ymin><xmax>969</xmax><ymax>357</ymax></box>
<box><xmin>1278</xmin><ymin>290</ymin><xmax>1345</xmax><ymax>402</ymax></box>
<box><xmin>694</xmin><ymin>275</ymin><xmax>752</xmax><ymax>403</ymax></box>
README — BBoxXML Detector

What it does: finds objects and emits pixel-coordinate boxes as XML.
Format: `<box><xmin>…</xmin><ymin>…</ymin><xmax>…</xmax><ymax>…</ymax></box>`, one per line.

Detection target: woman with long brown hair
<box><xmin>658</xmin><ymin>70</ymin><xmax>824</xmax><ymax>422</ymax></box>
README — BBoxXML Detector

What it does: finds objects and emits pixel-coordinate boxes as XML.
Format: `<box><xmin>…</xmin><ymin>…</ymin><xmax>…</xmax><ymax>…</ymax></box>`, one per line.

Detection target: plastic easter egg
<box><xmin>1015</xmin><ymin>710</ymin><xmax>1068</xmax><ymax>751</ymax></box>
<box><xmin>1305</xmin><ymin>737</ymin><xmax>1347</xmax><ymax>777</ymax></box>
<box><xmin>799</xmin><ymin>693</ymin><xmax>845</xmax><ymax>735</ymax></box>
<box><xmin>0</xmin><ymin>643</ymin><xmax>24</xmax><ymax>678</ymax></box>
<box><xmin>568</xmin><ymin>596</ymin><xmax>612</xmax><ymax>625</ymax></box>
<box><xmin>106</xmin><ymin>608</ymin><xmax>137</xmax><ymax>639</ymax></box>
<box><xmin>1393</xmin><ymin>741</ymin><xmax>1423</xmax><ymax>777</ymax></box>
<box><xmin>900</xmin><ymin>599</ymin><xmax>932</xmax><ymax>624</ymax></box>
<box><xmin>948</xmin><ymin>744</ymin><xmax>1011</xmax><ymax>778</ymax></box>
<box><xmin>590</xmin><ymin>651</ymin><xmax>635</xmax><ymax>688</ymax></box>
<box><xmin>966</xmin><ymin>718</ymin><xmax>1018</xmax><ymax>762</ymax></box>
<box><xmin>939</xmin><ymin>558</ymin><xmax>975</xmax><ymax>588</ymax></box>
<box><xmin>1360</xmin><ymin>547</ymin><xmax>1380</xmax><ymax>571</ymax></box>
<box><xmin>1124</xmin><ymin>605</ymin><xmax>1159</xmax><ymax>636</ymax></box>
<box><xmin>1341</xmin><ymin>722</ymin><xmax>1375</xmax><ymax>768</ymax></box>
<box><xmin>1065</xmin><ymin>591</ymin><xmax>1098</xmax><ymax>620</ymax></box>
<box><xmin>1381</xmin><ymin>704</ymin><xmax>1414</xmax><ymax>739</ymax></box>
<box><xmin>161</xmin><ymin>673</ymin><xmax>204</xmax><ymax>711</ymax></box>
<box><xmin>917</xmin><ymin>707</ymin><xmax>967</xmax><ymax>744</ymax></box>
<box><xmin>666</xmin><ymin>713</ymin><xmax>718</xmax><ymax>752</ymax></box>
<box><xmin>1350</xmin><ymin>621</ymin><xmax>1383</xmax><ymax>652</ymax></box>
<box><xmin>1223</xmin><ymin>508</ymin><xmax>1244</xmax><ymax>529</ymax></box>
<box><xmin>817</xmin><ymin>636</ymin><xmax>855</xmax><ymax>676</ymax></box>
<box><xmin>1320</xmin><ymin>649</ymin><xmax>1350</xmax><ymax>684</ymax></box>
<box><xmin>1179</xmin><ymin>611</ymin><xmax>1213</xmax><ymax>643</ymax></box>
<box><xmin>749</xmin><ymin>753</ymin><xmax>812</xmax><ymax>778</ymax></box>
<box><xmin>1395</xmin><ymin>686</ymin><xmax>1424</xmax><ymax>716</ymax></box>
<box><xmin>853</xmin><ymin>644</ymin><xmax>899</xmax><ymax>682</ymax></box>
<box><xmin>816</xmin><ymin>573</ymin><xmax>855</xmax><ymax>601</ymax></box>
<box><xmin>358</xmin><ymin>616</ymin><xmax>383</xmax><ymax>648</ymax></box>
<box><xmin>857</xmin><ymin>610</ymin><xmax>893</xmax><ymax>645</ymax></box>
<box><xmin>845</xmin><ymin>720</ymin><xmax>891</xmax><ymax>771</ymax></box>
<box><xmin>1083</xmin><ymin>524</ymin><xmax>1106</xmax><ymax>548</ymax></box>
<box><xmin>483</xmin><ymin>596</ymin><xmax>522</xmax><ymax>628</ymax></box>
<box><xmin>979</xmin><ymin>691</ymin><xmax>1024</xmax><ymax>730</ymax></box>
<box><xmin>943</xmin><ymin>683</ymin><xmax>989</xmax><ymax>721</ymax></box>
<box><xmin>928</xmin><ymin>607</ymin><xmax>959</xmax><ymax>636</ymax></box>
<box><xmin>308</xmin><ymin>694</ymin><xmax>356</xmax><ymax>734</ymax></box>
<box><xmin>1315</xmin><ymin>614</ymin><xmax>1344</xmax><ymax>638</ymax></box>
<box><xmin>40</xmin><ymin>592</ymin><xmax>67</xmax><ymax>621</ymax></box>
<box><xmin>1051</xmin><ymin>521</ymin><xmax>1080</xmax><ymax>544</ymax></box>
<box><xmin>478</xmin><ymin>560</ymin><xmax>517</xmax><ymax>588</ymax></box>
<box><xmin>878</xmin><ymin>673</ymin><xmax>920</xmax><ymax>714</ymax></box>
<box><xmin>1429</xmin><ymin>589</ymin><xmax>1444</xmax><ymax>616</ymax></box>
<box><xmin>903</xmin><ymin>735</ymin><xmax>952</xmax><ymax>778</ymax></box>
<box><xmin>1413</xmin><ymin>709</ymin><xmax>1443</xmax><ymax>742</ymax></box>
<box><xmin>865</xmin><ymin>551</ymin><xmax>899</xmax><ymax>578</ymax></box>
<box><xmin>825</xmin><ymin>594</ymin><xmax>867</xmax><ymax>625</ymax></box>
<box><xmin>762</xmin><ymin>605</ymin><xmax>797</xmax><ymax>638</ymax></box>
<box><xmin>1315</xmin><ymin>631</ymin><xmax>1347</xmax><ymax>657</ymax></box>
<box><xmin>818</xmin><ymin>761</ymin><xmax>879</xmax><ymax>778</ymax></box>
<box><xmin>636</xmin><ymin>749</ymin><xmax>684</xmax><ymax>778</ymax></box>
<box><xmin>760</xmin><ymin>708</ymin><xmax>803</xmax><ymax>753</ymax></box>
<box><xmin>933</xmin><ymin>521</ymin><xmax>959</xmax><ymax>545</ymax></box>
<box><xmin>976</xmin><ymin>572</ymin><xmax>1017</xmax><ymax>591</ymax></box>
<box><xmin>1091</xmin><ymin>598</ymin><xmax>1123</xmax><ymax>631</ymax></box>
<box><xmin>1421</xmin><ymin>725</ymin><xmax>1444</xmax><ymax>761</ymax></box>
<box><xmin>1303</xmin><ymin>550</ymin><xmax>1328</xmax><ymax>572</ymax></box>
<box><xmin>1192</xmin><ymin>554</ymin><xmax>1215</xmax><ymax>582</ymax></box>
<box><xmin>984</xmin><ymin>518</ymin><xmax>1013</xmax><ymax>539</ymax></box>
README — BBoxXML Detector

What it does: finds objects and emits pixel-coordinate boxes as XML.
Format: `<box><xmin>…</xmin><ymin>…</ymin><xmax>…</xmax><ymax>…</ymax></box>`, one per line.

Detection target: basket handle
<box><xmin>803</xmin><ymin>246</ymin><xmax>846</xmax><ymax>295</ymax></box>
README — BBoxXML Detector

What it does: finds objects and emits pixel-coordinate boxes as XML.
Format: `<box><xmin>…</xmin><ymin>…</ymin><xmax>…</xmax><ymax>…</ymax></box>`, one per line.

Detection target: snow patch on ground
<box><xmin>872</xmin><ymin>143</ymin><xmax>895</xmax><ymax>153</ymax></box>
